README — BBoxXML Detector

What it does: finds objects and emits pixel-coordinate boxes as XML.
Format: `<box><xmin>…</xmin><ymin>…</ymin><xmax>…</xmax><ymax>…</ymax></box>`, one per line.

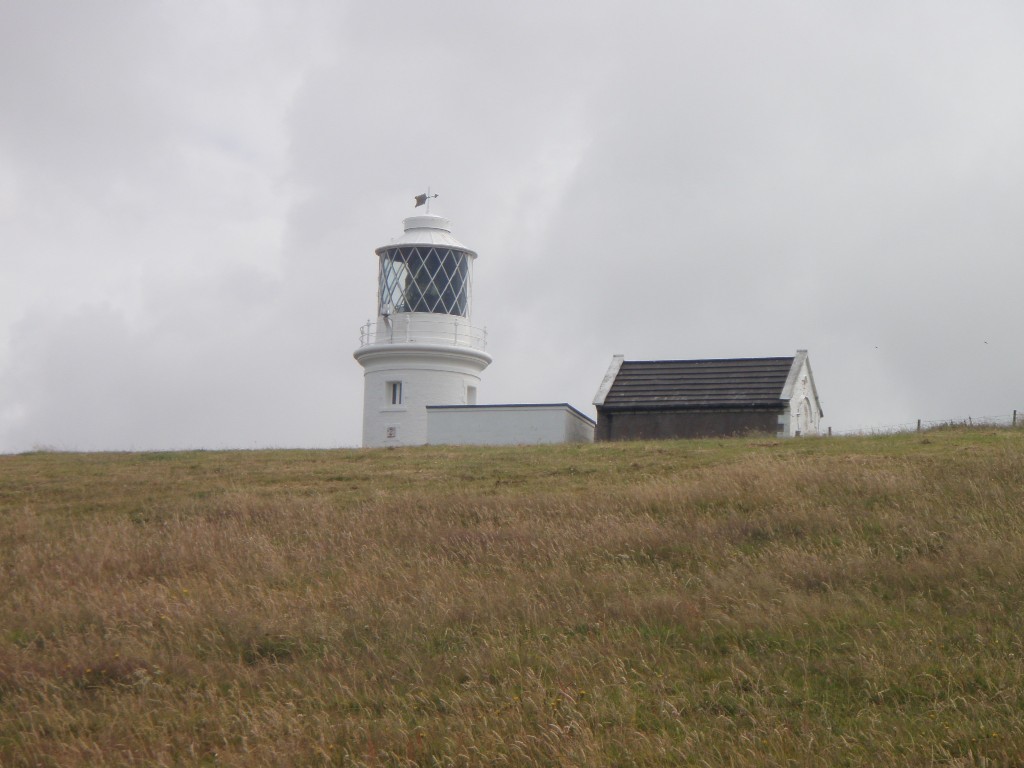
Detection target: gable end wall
<box><xmin>783</xmin><ymin>357</ymin><xmax>822</xmax><ymax>436</ymax></box>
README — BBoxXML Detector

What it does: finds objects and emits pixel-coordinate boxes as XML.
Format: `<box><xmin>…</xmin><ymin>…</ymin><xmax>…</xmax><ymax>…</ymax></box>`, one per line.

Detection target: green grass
<box><xmin>2</xmin><ymin>428</ymin><xmax>1024</xmax><ymax>766</ymax></box>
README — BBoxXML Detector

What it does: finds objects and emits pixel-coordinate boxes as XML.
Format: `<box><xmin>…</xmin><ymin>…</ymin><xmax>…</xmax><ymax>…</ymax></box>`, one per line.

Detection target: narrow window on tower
<box><xmin>387</xmin><ymin>381</ymin><xmax>403</xmax><ymax>405</ymax></box>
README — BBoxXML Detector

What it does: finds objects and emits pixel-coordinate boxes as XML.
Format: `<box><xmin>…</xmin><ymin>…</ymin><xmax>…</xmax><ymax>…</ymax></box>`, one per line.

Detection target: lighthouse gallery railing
<box><xmin>358</xmin><ymin>318</ymin><xmax>488</xmax><ymax>351</ymax></box>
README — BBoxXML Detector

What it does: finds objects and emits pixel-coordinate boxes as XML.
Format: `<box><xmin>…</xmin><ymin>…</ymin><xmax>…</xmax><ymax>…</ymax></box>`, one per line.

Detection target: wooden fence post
<box><xmin>917</xmin><ymin>419</ymin><xmax>921</xmax><ymax>433</ymax></box>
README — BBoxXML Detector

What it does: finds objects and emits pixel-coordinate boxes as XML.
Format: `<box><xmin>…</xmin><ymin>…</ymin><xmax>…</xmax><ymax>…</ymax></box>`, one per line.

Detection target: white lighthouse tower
<box><xmin>353</xmin><ymin>211</ymin><xmax>491</xmax><ymax>447</ymax></box>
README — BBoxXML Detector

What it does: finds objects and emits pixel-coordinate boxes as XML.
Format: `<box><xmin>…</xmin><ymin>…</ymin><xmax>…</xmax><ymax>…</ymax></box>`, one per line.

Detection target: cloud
<box><xmin>2</xmin><ymin>1</ymin><xmax>1024</xmax><ymax>451</ymax></box>
<box><xmin>1</xmin><ymin>264</ymin><xmax>353</xmax><ymax>451</ymax></box>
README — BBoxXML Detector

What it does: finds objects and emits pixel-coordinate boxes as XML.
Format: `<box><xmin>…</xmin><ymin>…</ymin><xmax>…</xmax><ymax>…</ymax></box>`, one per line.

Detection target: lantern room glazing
<box><xmin>377</xmin><ymin>245</ymin><xmax>473</xmax><ymax>317</ymax></box>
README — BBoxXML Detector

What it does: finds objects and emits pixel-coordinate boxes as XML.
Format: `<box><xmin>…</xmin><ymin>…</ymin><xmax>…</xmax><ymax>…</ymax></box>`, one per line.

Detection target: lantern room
<box><xmin>375</xmin><ymin>215</ymin><xmax>475</xmax><ymax>318</ymax></box>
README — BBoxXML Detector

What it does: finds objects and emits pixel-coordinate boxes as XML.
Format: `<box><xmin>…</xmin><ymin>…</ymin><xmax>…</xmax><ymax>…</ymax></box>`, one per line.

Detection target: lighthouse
<box><xmin>353</xmin><ymin>211</ymin><xmax>492</xmax><ymax>447</ymax></box>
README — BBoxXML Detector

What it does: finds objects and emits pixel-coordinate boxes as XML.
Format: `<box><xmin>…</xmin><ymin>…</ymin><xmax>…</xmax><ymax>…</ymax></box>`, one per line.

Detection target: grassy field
<box><xmin>2</xmin><ymin>428</ymin><xmax>1024</xmax><ymax>766</ymax></box>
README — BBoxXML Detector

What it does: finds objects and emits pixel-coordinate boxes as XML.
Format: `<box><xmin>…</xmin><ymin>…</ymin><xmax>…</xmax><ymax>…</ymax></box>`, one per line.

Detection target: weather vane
<box><xmin>414</xmin><ymin>188</ymin><xmax>439</xmax><ymax>212</ymax></box>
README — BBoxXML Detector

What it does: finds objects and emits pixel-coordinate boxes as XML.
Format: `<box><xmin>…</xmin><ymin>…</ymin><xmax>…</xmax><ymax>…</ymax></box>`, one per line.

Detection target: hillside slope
<box><xmin>2</xmin><ymin>429</ymin><xmax>1023</xmax><ymax>766</ymax></box>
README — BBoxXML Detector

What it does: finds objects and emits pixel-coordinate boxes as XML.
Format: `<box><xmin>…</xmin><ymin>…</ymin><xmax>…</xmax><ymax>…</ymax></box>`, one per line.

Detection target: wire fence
<box><xmin>830</xmin><ymin>410</ymin><xmax>1022</xmax><ymax>437</ymax></box>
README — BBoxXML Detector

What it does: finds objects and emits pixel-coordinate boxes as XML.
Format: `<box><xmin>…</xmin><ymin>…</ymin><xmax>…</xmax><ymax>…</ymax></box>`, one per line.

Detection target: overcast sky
<box><xmin>2</xmin><ymin>1</ymin><xmax>1022</xmax><ymax>452</ymax></box>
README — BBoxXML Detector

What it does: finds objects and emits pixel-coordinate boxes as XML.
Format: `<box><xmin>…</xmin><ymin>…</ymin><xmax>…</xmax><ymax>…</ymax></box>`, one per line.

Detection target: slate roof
<box><xmin>599</xmin><ymin>357</ymin><xmax>796</xmax><ymax>410</ymax></box>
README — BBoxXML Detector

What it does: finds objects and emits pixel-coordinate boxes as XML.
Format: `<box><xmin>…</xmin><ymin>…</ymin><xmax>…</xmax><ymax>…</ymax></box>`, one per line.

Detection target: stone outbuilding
<box><xmin>593</xmin><ymin>350</ymin><xmax>823</xmax><ymax>440</ymax></box>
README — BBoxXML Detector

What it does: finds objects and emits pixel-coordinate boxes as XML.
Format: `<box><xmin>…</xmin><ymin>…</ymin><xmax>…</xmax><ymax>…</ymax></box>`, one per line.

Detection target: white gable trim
<box><xmin>780</xmin><ymin>350</ymin><xmax>806</xmax><ymax>402</ymax></box>
<box><xmin>593</xmin><ymin>354</ymin><xmax>625</xmax><ymax>406</ymax></box>
<box><xmin>780</xmin><ymin>350</ymin><xmax>823</xmax><ymax>418</ymax></box>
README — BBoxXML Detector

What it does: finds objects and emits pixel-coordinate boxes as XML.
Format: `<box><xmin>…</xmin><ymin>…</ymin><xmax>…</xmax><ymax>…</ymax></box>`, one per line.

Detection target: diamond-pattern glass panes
<box><xmin>378</xmin><ymin>247</ymin><xmax>471</xmax><ymax>316</ymax></box>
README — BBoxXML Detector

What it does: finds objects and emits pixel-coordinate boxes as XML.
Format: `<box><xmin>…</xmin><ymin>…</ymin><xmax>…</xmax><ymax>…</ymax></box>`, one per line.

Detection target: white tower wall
<box><xmin>356</xmin><ymin>343</ymin><xmax>490</xmax><ymax>447</ymax></box>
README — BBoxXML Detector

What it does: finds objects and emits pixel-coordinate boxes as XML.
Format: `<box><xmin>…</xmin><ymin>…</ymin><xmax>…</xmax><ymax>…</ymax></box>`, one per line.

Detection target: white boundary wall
<box><xmin>427</xmin><ymin>404</ymin><xmax>595</xmax><ymax>446</ymax></box>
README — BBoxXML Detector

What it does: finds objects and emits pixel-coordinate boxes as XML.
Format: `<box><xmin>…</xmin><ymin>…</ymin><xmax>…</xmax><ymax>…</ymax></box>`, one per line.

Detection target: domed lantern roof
<box><xmin>381</xmin><ymin>214</ymin><xmax>477</xmax><ymax>256</ymax></box>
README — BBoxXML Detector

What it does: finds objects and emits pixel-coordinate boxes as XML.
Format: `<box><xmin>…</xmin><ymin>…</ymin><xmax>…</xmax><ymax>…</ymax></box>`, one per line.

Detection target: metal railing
<box><xmin>358</xmin><ymin>317</ymin><xmax>487</xmax><ymax>351</ymax></box>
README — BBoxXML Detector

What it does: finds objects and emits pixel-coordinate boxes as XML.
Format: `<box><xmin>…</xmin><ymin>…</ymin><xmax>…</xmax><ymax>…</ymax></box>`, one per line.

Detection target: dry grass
<box><xmin>2</xmin><ymin>428</ymin><xmax>1024</xmax><ymax>766</ymax></box>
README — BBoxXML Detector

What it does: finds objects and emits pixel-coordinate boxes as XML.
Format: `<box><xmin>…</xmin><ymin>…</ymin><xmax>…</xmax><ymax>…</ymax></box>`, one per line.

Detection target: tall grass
<box><xmin>2</xmin><ymin>429</ymin><xmax>1023</xmax><ymax>766</ymax></box>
